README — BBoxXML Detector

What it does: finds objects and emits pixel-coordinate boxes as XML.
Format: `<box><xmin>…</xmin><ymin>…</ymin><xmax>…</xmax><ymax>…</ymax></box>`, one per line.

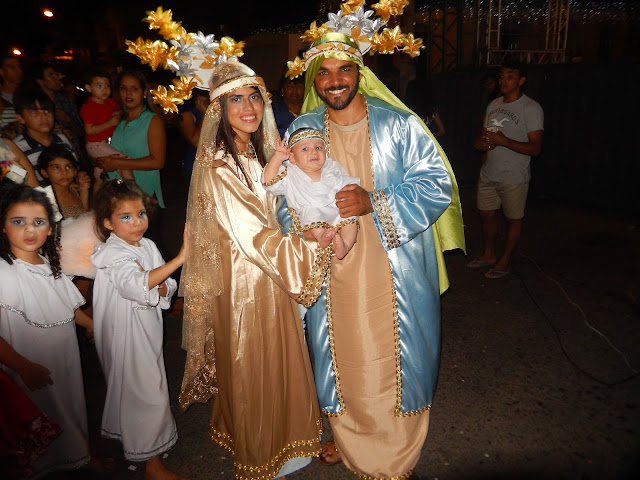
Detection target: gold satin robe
<box><xmin>179</xmin><ymin>146</ymin><xmax>330</xmax><ymax>479</ymax></box>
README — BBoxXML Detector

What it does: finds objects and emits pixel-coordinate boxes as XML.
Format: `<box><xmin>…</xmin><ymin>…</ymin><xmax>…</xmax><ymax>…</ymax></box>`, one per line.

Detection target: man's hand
<box><xmin>335</xmin><ymin>184</ymin><xmax>373</xmax><ymax>217</ymax></box>
<box><xmin>486</xmin><ymin>130</ymin><xmax>509</xmax><ymax>148</ymax></box>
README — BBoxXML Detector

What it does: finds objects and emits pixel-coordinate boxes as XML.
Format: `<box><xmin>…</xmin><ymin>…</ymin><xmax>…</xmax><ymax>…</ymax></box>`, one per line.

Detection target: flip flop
<box><xmin>484</xmin><ymin>268</ymin><xmax>510</xmax><ymax>279</ymax></box>
<box><xmin>318</xmin><ymin>440</ymin><xmax>342</xmax><ymax>466</ymax></box>
<box><xmin>466</xmin><ymin>258</ymin><xmax>494</xmax><ymax>269</ymax></box>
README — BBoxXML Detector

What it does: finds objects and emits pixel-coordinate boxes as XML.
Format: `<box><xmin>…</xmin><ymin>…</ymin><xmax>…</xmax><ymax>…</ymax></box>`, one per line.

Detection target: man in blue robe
<box><xmin>280</xmin><ymin>25</ymin><xmax>465</xmax><ymax>480</ymax></box>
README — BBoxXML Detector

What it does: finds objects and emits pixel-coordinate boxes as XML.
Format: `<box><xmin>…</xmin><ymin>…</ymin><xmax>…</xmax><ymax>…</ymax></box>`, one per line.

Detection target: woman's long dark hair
<box><xmin>118</xmin><ymin>69</ymin><xmax>156</xmax><ymax>113</ymax></box>
<box><xmin>217</xmin><ymin>87</ymin><xmax>267</xmax><ymax>192</ymax></box>
<box><xmin>0</xmin><ymin>184</ymin><xmax>62</xmax><ymax>277</ymax></box>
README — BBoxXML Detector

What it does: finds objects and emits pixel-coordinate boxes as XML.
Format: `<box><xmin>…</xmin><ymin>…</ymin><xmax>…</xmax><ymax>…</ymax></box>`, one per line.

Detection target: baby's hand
<box><xmin>158</xmin><ymin>281</ymin><xmax>168</xmax><ymax>297</ymax></box>
<box><xmin>271</xmin><ymin>138</ymin><xmax>290</xmax><ymax>163</ymax></box>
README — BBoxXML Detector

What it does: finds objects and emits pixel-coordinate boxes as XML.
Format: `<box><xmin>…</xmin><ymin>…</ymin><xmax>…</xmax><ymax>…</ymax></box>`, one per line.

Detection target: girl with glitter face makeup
<box><xmin>0</xmin><ymin>184</ymin><xmax>112</xmax><ymax>478</ymax></box>
<box><xmin>90</xmin><ymin>179</ymin><xmax>188</xmax><ymax>480</ymax></box>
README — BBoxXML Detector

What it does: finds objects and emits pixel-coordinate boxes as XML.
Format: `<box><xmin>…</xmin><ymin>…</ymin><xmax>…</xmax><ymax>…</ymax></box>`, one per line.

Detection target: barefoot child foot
<box><xmin>332</xmin><ymin>232</ymin><xmax>347</xmax><ymax>259</ymax></box>
<box><xmin>91</xmin><ymin>181</ymin><xmax>189</xmax><ymax>480</ymax></box>
<box><xmin>144</xmin><ymin>455</ymin><xmax>189</xmax><ymax>480</ymax></box>
<box><xmin>311</xmin><ymin>227</ymin><xmax>337</xmax><ymax>249</ymax></box>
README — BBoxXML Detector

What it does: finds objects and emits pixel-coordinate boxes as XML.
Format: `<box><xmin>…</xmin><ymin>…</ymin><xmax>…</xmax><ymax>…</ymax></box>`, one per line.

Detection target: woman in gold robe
<box><xmin>178</xmin><ymin>61</ymin><xmax>333</xmax><ymax>480</ymax></box>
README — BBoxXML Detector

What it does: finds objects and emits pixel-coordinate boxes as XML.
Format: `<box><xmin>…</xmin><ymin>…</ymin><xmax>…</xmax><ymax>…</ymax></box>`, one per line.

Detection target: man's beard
<box><xmin>317</xmin><ymin>81</ymin><xmax>359</xmax><ymax>110</ymax></box>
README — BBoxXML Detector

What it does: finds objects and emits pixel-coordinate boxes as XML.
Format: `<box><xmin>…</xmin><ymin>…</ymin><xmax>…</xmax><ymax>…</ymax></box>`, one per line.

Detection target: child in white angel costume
<box><xmin>262</xmin><ymin>127</ymin><xmax>359</xmax><ymax>259</ymax></box>
<box><xmin>90</xmin><ymin>179</ymin><xmax>187</xmax><ymax>480</ymax></box>
<box><xmin>0</xmin><ymin>184</ymin><xmax>109</xmax><ymax>478</ymax></box>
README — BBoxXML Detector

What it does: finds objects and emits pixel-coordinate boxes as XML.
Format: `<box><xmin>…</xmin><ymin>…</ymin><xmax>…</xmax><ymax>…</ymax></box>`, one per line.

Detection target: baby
<box><xmin>262</xmin><ymin>127</ymin><xmax>359</xmax><ymax>259</ymax></box>
<box><xmin>80</xmin><ymin>68</ymin><xmax>132</xmax><ymax>182</ymax></box>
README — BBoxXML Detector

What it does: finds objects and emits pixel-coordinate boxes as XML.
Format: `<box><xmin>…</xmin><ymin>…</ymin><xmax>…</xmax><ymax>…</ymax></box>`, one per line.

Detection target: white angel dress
<box><xmin>90</xmin><ymin>234</ymin><xmax>178</xmax><ymax>461</ymax></box>
<box><xmin>262</xmin><ymin>156</ymin><xmax>360</xmax><ymax>228</ymax></box>
<box><xmin>0</xmin><ymin>257</ymin><xmax>89</xmax><ymax>478</ymax></box>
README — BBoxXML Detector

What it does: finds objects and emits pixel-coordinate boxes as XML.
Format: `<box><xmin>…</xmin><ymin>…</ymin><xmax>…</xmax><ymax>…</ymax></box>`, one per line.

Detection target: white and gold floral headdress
<box><xmin>125</xmin><ymin>7</ymin><xmax>246</xmax><ymax>113</ymax></box>
<box><xmin>286</xmin><ymin>0</ymin><xmax>424</xmax><ymax>79</ymax></box>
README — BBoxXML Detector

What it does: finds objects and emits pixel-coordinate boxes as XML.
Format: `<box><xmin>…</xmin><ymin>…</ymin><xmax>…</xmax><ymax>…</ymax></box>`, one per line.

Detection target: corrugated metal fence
<box><xmin>427</xmin><ymin>63</ymin><xmax>639</xmax><ymax>215</ymax></box>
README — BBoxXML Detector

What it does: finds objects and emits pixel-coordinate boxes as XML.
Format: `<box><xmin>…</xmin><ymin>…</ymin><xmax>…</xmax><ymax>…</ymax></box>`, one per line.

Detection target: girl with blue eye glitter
<box><xmin>90</xmin><ymin>179</ymin><xmax>188</xmax><ymax>480</ymax></box>
<box><xmin>0</xmin><ymin>183</ymin><xmax>112</xmax><ymax>478</ymax></box>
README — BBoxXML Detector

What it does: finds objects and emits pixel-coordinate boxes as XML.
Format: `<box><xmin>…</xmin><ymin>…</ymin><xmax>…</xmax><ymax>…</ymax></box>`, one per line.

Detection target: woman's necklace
<box><xmin>237</xmin><ymin>142</ymin><xmax>256</xmax><ymax>158</ymax></box>
<box><xmin>238</xmin><ymin>142</ymin><xmax>259</xmax><ymax>182</ymax></box>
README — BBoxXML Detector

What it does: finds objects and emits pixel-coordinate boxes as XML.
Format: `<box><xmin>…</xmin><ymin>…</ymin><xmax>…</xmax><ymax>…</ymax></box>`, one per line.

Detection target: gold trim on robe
<box><xmin>180</xmin><ymin>146</ymin><xmax>328</xmax><ymax>479</ymax></box>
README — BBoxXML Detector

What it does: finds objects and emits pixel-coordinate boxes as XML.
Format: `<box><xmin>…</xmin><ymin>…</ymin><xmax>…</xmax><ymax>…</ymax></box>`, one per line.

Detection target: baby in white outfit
<box><xmin>262</xmin><ymin>127</ymin><xmax>359</xmax><ymax>259</ymax></box>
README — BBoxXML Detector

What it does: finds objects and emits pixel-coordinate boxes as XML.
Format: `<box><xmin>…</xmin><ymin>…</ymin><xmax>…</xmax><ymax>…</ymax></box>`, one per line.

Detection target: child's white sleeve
<box><xmin>159</xmin><ymin>277</ymin><xmax>177</xmax><ymax>310</ymax></box>
<box><xmin>109</xmin><ymin>260</ymin><xmax>161</xmax><ymax>307</ymax></box>
<box><xmin>262</xmin><ymin>165</ymin><xmax>288</xmax><ymax>196</ymax></box>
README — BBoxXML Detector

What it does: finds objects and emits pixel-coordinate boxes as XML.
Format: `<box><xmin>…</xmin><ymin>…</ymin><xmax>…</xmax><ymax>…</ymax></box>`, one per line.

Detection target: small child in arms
<box><xmin>80</xmin><ymin>68</ymin><xmax>132</xmax><ymax>182</ymax></box>
<box><xmin>262</xmin><ymin>127</ymin><xmax>359</xmax><ymax>259</ymax></box>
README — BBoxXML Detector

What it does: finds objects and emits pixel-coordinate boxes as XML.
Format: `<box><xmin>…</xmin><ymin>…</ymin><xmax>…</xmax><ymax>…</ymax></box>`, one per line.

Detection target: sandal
<box><xmin>318</xmin><ymin>440</ymin><xmax>342</xmax><ymax>466</ymax></box>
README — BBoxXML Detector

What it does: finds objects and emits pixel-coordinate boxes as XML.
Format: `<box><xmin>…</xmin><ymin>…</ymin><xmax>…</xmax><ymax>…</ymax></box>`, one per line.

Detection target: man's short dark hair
<box><xmin>279</xmin><ymin>73</ymin><xmax>305</xmax><ymax>92</ymax></box>
<box><xmin>502</xmin><ymin>60</ymin><xmax>527</xmax><ymax>78</ymax></box>
<box><xmin>13</xmin><ymin>87</ymin><xmax>55</xmax><ymax>114</ymax></box>
<box><xmin>26</xmin><ymin>61</ymin><xmax>54</xmax><ymax>82</ymax></box>
<box><xmin>191</xmin><ymin>87</ymin><xmax>209</xmax><ymax>99</ymax></box>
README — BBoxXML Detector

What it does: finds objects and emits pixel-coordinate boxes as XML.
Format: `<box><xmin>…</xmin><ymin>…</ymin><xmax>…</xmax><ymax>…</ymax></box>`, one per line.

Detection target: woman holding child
<box><xmin>124</xmin><ymin>8</ymin><xmax>334</xmax><ymax>475</ymax></box>
<box><xmin>178</xmin><ymin>61</ymin><xmax>332</xmax><ymax>479</ymax></box>
<box><xmin>96</xmin><ymin>70</ymin><xmax>166</xmax><ymax>207</ymax></box>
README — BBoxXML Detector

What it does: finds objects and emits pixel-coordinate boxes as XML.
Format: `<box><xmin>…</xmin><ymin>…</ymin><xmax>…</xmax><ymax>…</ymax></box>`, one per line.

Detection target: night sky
<box><xmin>7</xmin><ymin>1</ymin><xmax>320</xmax><ymax>58</ymax></box>
<box><xmin>6</xmin><ymin>1</ymin><xmax>638</xmax><ymax>60</ymax></box>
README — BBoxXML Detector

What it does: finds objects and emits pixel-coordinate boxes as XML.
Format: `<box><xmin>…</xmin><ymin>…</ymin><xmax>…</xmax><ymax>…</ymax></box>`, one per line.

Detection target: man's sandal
<box><xmin>318</xmin><ymin>440</ymin><xmax>342</xmax><ymax>466</ymax></box>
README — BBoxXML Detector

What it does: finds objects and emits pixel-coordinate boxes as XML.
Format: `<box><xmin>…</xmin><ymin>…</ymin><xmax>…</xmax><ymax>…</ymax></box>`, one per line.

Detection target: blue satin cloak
<box><xmin>279</xmin><ymin>96</ymin><xmax>452</xmax><ymax>414</ymax></box>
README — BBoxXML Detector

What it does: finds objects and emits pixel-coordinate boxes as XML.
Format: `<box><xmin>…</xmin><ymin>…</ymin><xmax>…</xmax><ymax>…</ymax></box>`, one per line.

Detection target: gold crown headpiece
<box><xmin>286</xmin><ymin>0</ymin><xmax>424</xmax><ymax>79</ymax></box>
<box><xmin>125</xmin><ymin>7</ymin><xmax>246</xmax><ymax>113</ymax></box>
<box><xmin>286</xmin><ymin>128</ymin><xmax>325</xmax><ymax>149</ymax></box>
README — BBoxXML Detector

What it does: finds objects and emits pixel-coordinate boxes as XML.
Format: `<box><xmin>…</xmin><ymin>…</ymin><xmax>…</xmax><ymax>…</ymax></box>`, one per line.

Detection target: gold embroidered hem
<box><xmin>178</xmin><ymin>361</ymin><xmax>216</xmax><ymax>409</ymax></box>
<box><xmin>181</xmin><ymin>145</ymin><xmax>323</xmax><ymax>479</ymax></box>
<box><xmin>346</xmin><ymin>466</ymin><xmax>414</xmax><ymax>480</ymax></box>
<box><xmin>210</xmin><ymin>423</ymin><xmax>322</xmax><ymax>480</ymax></box>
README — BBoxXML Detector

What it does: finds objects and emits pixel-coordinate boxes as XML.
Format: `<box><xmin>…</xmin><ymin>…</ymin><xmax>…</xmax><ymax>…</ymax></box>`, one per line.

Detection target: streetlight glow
<box><xmin>43</xmin><ymin>9</ymin><xmax>54</xmax><ymax>18</ymax></box>
<box><xmin>11</xmin><ymin>48</ymin><xmax>23</xmax><ymax>56</ymax></box>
